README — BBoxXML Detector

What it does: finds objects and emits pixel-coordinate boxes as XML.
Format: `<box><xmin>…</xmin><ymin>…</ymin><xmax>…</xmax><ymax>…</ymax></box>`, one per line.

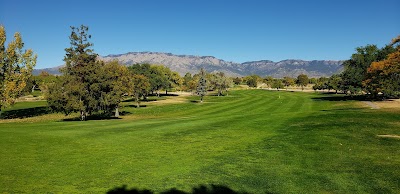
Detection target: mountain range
<box><xmin>33</xmin><ymin>52</ymin><xmax>344</xmax><ymax>78</ymax></box>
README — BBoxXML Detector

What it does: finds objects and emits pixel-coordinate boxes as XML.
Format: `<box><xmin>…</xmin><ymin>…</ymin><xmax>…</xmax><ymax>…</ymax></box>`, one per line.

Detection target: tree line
<box><xmin>234</xmin><ymin>74</ymin><xmax>309</xmax><ymax>90</ymax></box>
<box><xmin>312</xmin><ymin>36</ymin><xmax>400</xmax><ymax>99</ymax></box>
<box><xmin>1</xmin><ymin>24</ymin><xmax>398</xmax><ymax>119</ymax></box>
<box><xmin>42</xmin><ymin>25</ymin><xmax>233</xmax><ymax>120</ymax></box>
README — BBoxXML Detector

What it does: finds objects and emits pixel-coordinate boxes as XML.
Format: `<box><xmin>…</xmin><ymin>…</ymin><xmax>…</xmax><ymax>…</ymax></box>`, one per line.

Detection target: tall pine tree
<box><xmin>196</xmin><ymin>68</ymin><xmax>207</xmax><ymax>103</ymax></box>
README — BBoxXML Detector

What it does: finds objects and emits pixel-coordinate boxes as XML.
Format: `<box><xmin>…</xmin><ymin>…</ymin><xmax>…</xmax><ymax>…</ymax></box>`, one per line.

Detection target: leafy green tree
<box><xmin>182</xmin><ymin>72</ymin><xmax>193</xmax><ymax>91</ymax></box>
<box><xmin>209</xmin><ymin>72</ymin><xmax>233</xmax><ymax>96</ymax></box>
<box><xmin>364</xmin><ymin>36</ymin><xmax>400</xmax><ymax>98</ymax></box>
<box><xmin>296</xmin><ymin>74</ymin><xmax>309</xmax><ymax>90</ymax></box>
<box><xmin>196</xmin><ymin>68</ymin><xmax>207</xmax><ymax>103</ymax></box>
<box><xmin>340</xmin><ymin>45</ymin><xmax>380</xmax><ymax>95</ymax></box>
<box><xmin>283</xmin><ymin>76</ymin><xmax>295</xmax><ymax>90</ymax></box>
<box><xmin>128</xmin><ymin>63</ymin><xmax>175</xmax><ymax>95</ymax></box>
<box><xmin>25</xmin><ymin>71</ymin><xmax>57</xmax><ymax>95</ymax></box>
<box><xmin>244</xmin><ymin>75</ymin><xmax>260</xmax><ymax>88</ymax></box>
<box><xmin>263</xmin><ymin>76</ymin><xmax>274</xmax><ymax>88</ymax></box>
<box><xmin>168</xmin><ymin>71</ymin><xmax>183</xmax><ymax>93</ymax></box>
<box><xmin>271</xmin><ymin>79</ymin><xmax>284</xmax><ymax>90</ymax></box>
<box><xmin>99</xmin><ymin>60</ymin><xmax>132</xmax><ymax>117</ymax></box>
<box><xmin>0</xmin><ymin>25</ymin><xmax>37</xmax><ymax>115</ymax></box>
<box><xmin>328</xmin><ymin>74</ymin><xmax>341</xmax><ymax>93</ymax></box>
<box><xmin>132</xmin><ymin>74</ymin><xmax>151</xmax><ymax>108</ymax></box>
<box><xmin>233</xmin><ymin>77</ymin><xmax>242</xmax><ymax>85</ymax></box>
<box><xmin>57</xmin><ymin>25</ymin><xmax>100</xmax><ymax>120</ymax></box>
<box><xmin>47</xmin><ymin>25</ymin><xmax>129</xmax><ymax>120</ymax></box>
<box><xmin>309</xmin><ymin>78</ymin><xmax>317</xmax><ymax>84</ymax></box>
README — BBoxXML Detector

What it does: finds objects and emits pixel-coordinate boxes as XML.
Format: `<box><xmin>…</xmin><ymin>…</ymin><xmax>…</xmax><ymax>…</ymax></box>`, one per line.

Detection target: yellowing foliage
<box><xmin>364</xmin><ymin>39</ymin><xmax>400</xmax><ymax>97</ymax></box>
<box><xmin>0</xmin><ymin>26</ymin><xmax>37</xmax><ymax>111</ymax></box>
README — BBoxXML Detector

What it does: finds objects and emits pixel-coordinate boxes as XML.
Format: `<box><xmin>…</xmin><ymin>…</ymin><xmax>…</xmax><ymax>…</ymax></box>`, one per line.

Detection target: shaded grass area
<box><xmin>0</xmin><ymin>90</ymin><xmax>399</xmax><ymax>193</ymax></box>
<box><xmin>0</xmin><ymin>101</ymin><xmax>50</xmax><ymax>119</ymax></box>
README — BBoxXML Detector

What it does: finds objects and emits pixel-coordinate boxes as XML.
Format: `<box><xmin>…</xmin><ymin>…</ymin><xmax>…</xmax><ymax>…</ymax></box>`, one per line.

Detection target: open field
<box><xmin>0</xmin><ymin>90</ymin><xmax>399</xmax><ymax>193</ymax></box>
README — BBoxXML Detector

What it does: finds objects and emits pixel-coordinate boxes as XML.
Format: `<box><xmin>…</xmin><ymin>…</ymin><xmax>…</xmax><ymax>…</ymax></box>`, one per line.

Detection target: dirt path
<box><xmin>147</xmin><ymin>92</ymin><xmax>192</xmax><ymax>105</ymax></box>
<box><xmin>377</xmin><ymin>135</ymin><xmax>400</xmax><ymax>139</ymax></box>
<box><xmin>362</xmin><ymin>101</ymin><xmax>380</xmax><ymax>109</ymax></box>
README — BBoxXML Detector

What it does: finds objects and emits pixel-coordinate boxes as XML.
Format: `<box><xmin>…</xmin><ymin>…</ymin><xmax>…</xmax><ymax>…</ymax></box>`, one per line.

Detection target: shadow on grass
<box><xmin>313</xmin><ymin>93</ymin><xmax>398</xmax><ymax>102</ymax></box>
<box><xmin>126</xmin><ymin>105</ymin><xmax>147</xmax><ymax>108</ymax></box>
<box><xmin>123</xmin><ymin>98</ymin><xmax>159</xmax><ymax>103</ymax></box>
<box><xmin>63</xmin><ymin>116</ymin><xmax>122</xmax><ymax>122</ymax></box>
<box><xmin>107</xmin><ymin>184</ymin><xmax>260</xmax><ymax>194</ymax></box>
<box><xmin>312</xmin><ymin>95</ymin><xmax>370</xmax><ymax>102</ymax></box>
<box><xmin>0</xmin><ymin>106</ymin><xmax>51</xmax><ymax>119</ymax></box>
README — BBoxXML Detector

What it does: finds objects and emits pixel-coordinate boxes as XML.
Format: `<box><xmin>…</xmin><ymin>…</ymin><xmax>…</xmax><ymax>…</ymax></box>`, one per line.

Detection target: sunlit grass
<box><xmin>0</xmin><ymin>90</ymin><xmax>399</xmax><ymax>193</ymax></box>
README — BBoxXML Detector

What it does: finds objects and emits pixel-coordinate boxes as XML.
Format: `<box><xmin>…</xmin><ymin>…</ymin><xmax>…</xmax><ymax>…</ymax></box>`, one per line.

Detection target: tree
<box><xmin>130</xmin><ymin>64</ymin><xmax>180</xmax><ymax>96</ymax></box>
<box><xmin>244</xmin><ymin>75</ymin><xmax>260</xmax><ymax>88</ymax></box>
<box><xmin>340</xmin><ymin>45</ymin><xmax>381</xmax><ymax>95</ymax></box>
<box><xmin>271</xmin><ymin>79</ymin><xmax>284</xmax><ymax>90</ymax></box>
<box><xmin>132</xmin><ymin>74</ymin><xmax>151</xmax><ymax>108</ymax></box>
<box><xmin>296</xmin><ymin>74</ymin><xmax>309</xmax><ymax>90</ymax></box>
<box><xmin>233</xmin><ymin>77</ymin><xmax>242</xmax><ymax>85</ymax></box>
<box><xmin>56</xmin><ymin>25</ymin><xmax>100</xmax><ymax>120</ymax></box>
<box><xmin>328</xmin><ymin>74</ymin><xmax>341</xmax><ymax>93</ymax></box>
<box><xmin>364</xmin><ymin>36</ymin><xmax>400</xmax><ymax>98</ymax></box>
<box><xmin>47</xmin><ymin>25</ymin><xmax>129</xmax><ymax>120</ymax></box>
<box><xmin>99</xmin><ymin>61</ymin><xmax>132</xmax><ymax>117</ymax></box>
<box><xmin>0</xmin><ymin>26</ymin><xmax>37</xmax><ymax>116</ymax></box>
<box><xmin>168</xmin><ymin>71</ymin><xmax>183</xmax><ymax>93</ymax></box>
<box><xmin>196</xmin><ymin>68</ymin><xmax>207</xmax><ymax>103</ymax></box>
<box><xmin>283</xmin><ymin>77</ymin><xmax>295</xmax><ymax>90</ymax></box>
<box><xmin>182</xmin><ymin>72</ymin><xmax>193</xmax><ymax>91</ymax></box>
<box><xmin>209</xmin><ymin>72</ymin><xmax>233</xmax><ymax>96</ymax></box>
<box><xmin>263</xmin><ymin>76</ymin><xmax>274</xmax><ymax>88</ymax></box>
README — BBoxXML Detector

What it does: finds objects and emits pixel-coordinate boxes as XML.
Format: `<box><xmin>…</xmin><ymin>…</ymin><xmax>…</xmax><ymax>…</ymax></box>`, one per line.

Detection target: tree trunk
<box><xmin>200</xmin><ymin>96</ymin><xmax>203</xmax><ymax>103</ymax></box>
<box><xmin>80</xmin><ymin>111</ymin><xmax>86</xmax><ymax>121</ymax></box>
<box><xmin>166</xmin><ymin>90</ymin><xmax>168</xmax><ymax>95</ymax></box>
<box><xmin>31</xmin><ymin>85</ymin><xmax>35</xmax><ymax>93</ymax></box>
<box><xmin>115</xmin><ymin>106</ymin><xmax>119</xmax><ymax>117</ymax></box>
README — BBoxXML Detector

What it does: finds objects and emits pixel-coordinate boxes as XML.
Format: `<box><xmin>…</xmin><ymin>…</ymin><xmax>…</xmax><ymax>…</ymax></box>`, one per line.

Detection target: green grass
<box><xmin>0</xmin><ymin>90</ymin><xmax>399</xmax><ymax>193</ymax></box>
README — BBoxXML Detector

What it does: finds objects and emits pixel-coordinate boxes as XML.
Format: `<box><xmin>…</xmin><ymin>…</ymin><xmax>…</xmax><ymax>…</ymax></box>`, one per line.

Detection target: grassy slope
<box><xmin>0</xmin><ymin>90</ymin><xmax>399</xmax><ymax>193</ymax></box>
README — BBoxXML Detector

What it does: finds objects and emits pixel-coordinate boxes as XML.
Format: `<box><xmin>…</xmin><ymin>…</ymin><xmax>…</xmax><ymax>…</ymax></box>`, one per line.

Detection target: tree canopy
<box><xmin>0</xmin><ymin>25</ymin><xmax>37</xmax><ymax>114</ymax></box>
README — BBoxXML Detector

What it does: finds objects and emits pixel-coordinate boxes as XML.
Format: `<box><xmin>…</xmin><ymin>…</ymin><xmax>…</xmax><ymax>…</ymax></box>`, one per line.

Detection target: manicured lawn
<box><xmin>0</xmin><ymin>90</ymin><xmax>399</xmax><ymax>193</ymax></box>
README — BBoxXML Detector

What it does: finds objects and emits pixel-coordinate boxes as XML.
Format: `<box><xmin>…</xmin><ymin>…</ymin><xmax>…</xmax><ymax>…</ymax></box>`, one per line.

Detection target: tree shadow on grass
<box><xmin>0</xmin><ymin>106</ymin><xmax>51</xmax><ymax>119</ymax></box>
<box><xmin>311</xmin><ymin>95</ymin><xmax>369</xmax><ymax>102</ymax></box>
<box><xmin>107</xmin><ymin>184</ymin><xmax>260</xmax><ymax>194</ymax></box>
<box><xmin>63</xmin><ymin>115</ymin><xmax>122</xmax><ymax>122</ymax></box>
<box><xmin>124</xmin><ymin>99</ymin><xmax>159</xmax><ymax>103</ymax></box>
<box><xmin>126</xmin><ymin>105</ymin><xmax>147</xmax><ymax>108</ymax></box>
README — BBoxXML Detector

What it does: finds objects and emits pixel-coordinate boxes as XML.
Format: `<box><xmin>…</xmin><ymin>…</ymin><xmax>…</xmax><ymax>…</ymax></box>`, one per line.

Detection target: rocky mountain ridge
<box><xmin>34</xmin><ymin>52</ymin><xmax>344</xmax><ymax>78</ymax></box>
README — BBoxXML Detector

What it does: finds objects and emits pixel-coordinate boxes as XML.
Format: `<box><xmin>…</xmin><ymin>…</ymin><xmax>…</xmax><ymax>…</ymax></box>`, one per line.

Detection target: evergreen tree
<box><xmin>59</xmin><ymin>25</ymin><xmax>100</xmax><ymax>120</ymax></box>
<box><xmin>47</xmin><ymin>25</ymin><xmax>130</xmax><ymax>120</ymax></box>
<box><xmin>196</xmin><ymin>68</ymin><xmax>207</xmax><ymax>103</ymax></box>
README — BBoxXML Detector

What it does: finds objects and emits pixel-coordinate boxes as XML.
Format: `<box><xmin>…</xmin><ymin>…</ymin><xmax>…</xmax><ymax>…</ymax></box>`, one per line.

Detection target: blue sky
<box><xmin>1</xmin><ymin>0</ymin><xmax>399</xmax><ymax>69</ymax></box>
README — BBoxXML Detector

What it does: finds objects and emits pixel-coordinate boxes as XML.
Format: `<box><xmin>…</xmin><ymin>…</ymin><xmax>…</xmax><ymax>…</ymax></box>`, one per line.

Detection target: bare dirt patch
<box><xmin>373</xmin><ymin>99</ymin><xmax>400</xmax><ymax>109</ymax></box>
<box><xmin>377</xmin><ymin>134</ymin><xmax>400</xmax><ymax>139</ymax></box>
<box><xmin>362</xmin><ymin>101</ymin><xmax>380</xmax><ymax>109</ymax></box>
<box><xmin>146</xmin><ymin>92</ymin><xmax>192</xmax><ymax>105</ymax></box>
